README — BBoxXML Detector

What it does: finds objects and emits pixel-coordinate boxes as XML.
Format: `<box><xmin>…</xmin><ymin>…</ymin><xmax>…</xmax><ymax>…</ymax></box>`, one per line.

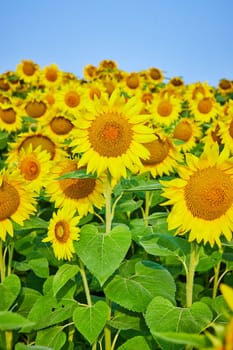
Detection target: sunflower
<box><xmin>7</xmin><ymin>128</ymin><xmax>66</xmax><ymax>163</ymax></box>
<box><xmin>189</xmin><ymin>93</ymin><xmax>219</xmax><ymax>123</ymax></box>
<box><xmin>0</xmin><ymin>100</ymin><xmax>23</xmax><ymax>132</ymax></box>
<box><xmin>21</xmin><ymin>90</ymin><xmax>49</xmax><ymax>121</ymax></box>
<box><xmin>172</xmin><ymin>117</ymin><xmax>203</xmax><ymax>152</ymax></box>
<box><xmin>120</xmin><ymin>72</ymin><xmax>144</xmax><ymax>96</ymax></box>
<box><xmin>201</xmin><ymin>120</ymin><xmax>222</xmax><ymax>148</ymax></box>
<box><xmin>7</xmin><ymin>144</ymin><xmax>52</xmax><ymax>194</ymax></box>
<box><xmin>39</xmin><ymin>106</ymin><xmax>74</xmax><ymax>142</ymax></box>
<box><xmin>70</xmin><ymin>89</ymin><xmax>155</xmax><ymax>180</ymax></box>
<box><xmin>42</xmin><ymin>206</ymin><xmax>80</xmax><ymax>261</ymax></box>
<box><xmin>45</xmin><ymin>158</ymin><xmax>106</xmax><ymax>217</ymax></box>
<box><xmin>56</xmin><ymin>81</ymin><xmax>85</xmax><ymax>115</ymax></box>
<box><xmin>161</xmin><ymin>144</ymin><xmax>233</xmax><ymax>247</ymax></box>
<box><xmin>184</xmin><ymin>81</ymin><xmax>214</xmax><ymax>102</ymax></box>
<box><xmin>218</xmin><ymin>115</ymin><xmax>233</xmax><ymax>154</ymax></box>
<box><xmin>83</xmin><ymin>64</ymin><xmax>98</xmax><ymax>80</ymax></box>
<box><xmin>139</xmin><ymin>131</ymin><xmax>183</xmax><ymax>177</ymax></box>
<box><xmin>148</xmin><ymin>90</ymin><xmax>182</xmax><ymax>127</ymax></box>
<box><xmin>0</xmin><ymin>169</ymin><xmax>36</xmax><ymax>240</ymax></box>
<box><xmin>217</xmin><ymin>78</ymin><xmax>233</xmax><ymax>96</ymax></box>
<box><xmin>39</xmin><ymin>63</ymin><xmax>63</xmax><ymax>87</ymax></box>
<box><xmin>16</xmin><ymin>59</ymin><xmax>40</xmax><ymax>84</ymax></box>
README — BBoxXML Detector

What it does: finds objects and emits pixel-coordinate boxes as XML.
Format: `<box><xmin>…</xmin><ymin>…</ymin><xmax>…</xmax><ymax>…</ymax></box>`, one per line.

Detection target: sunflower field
<box><xmin>0</xmin><ymin>59</ymin><xmax>233</xmax><ymax>350</ymax></box>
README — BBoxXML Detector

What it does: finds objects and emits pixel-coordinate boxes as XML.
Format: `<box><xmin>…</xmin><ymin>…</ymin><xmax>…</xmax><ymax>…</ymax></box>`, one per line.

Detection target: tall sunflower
<box><xmin>0</xmin><ymin>169</ymin><xmax>36</xmax><ymax>240</ymax></box>
<box><xmin>161</xmin><ymin>144</ymin><xmax>233</xmax><ymax>247</ymax></box>
<box><xmin>172</xmin><ymin>117</ymin><xmax>203</xmax><ymax>152</ymax></box>
<box><xmin>45</xmin><ymin>158</ymin><xmax>105</xmax><ymax>217</ymax></box>
<box><xmin>42</xmin><ymin>206</ymin><xmax>80</xmax><ymax>261</ymax></box>
<box><xmin>70</xmin><ymin>89</ymin><xmax>155</xmax><ymax>180</ymax></box>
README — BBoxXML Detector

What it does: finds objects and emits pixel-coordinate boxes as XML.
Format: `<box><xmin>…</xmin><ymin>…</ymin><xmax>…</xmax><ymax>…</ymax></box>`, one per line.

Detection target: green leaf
<box><xmin>0</xmin><ymin>274</ymin><xmax>21</xmax><ymax>311</ymax></box>
<box><xmin>13</xmin><ymin>216</ymin><xmax>48</xmax><ymax>233</ymax></box>
<box><xmin>139</xmin><ymin>233</ymin><xmax>190</xmax><ymax>258</ymax></box>
<box><xmin>36</xmin><ymin>326</ymin><xmax>66</xmax><ymax>350</ymax></box>
<box><xmin>0</xmin><ymin>311</ymin><xmax>35</xmax><ymax>330</ymax></box>
<box><xmin>108</xmin><ymin>309</ymin><xmax>141</xmax><ymax>330</ymax></box>
<box><xmin>23</xmin><ymin>295</ymin><xmax>76</xmax><ymax>331</ymax></box>
<box><xmin>28</xmin><ymin>257</ymin><xmax>49</xmax><ymax>278</ymax></box>
<box><xmin>53</xmin><ymin>263</ymin><xmax>79</xmax><ymax>296</ymax></box>
<box><xmin>15</xmin><ymin>344</ymin><xmax>53</xmax><ymax>350</ymax></box>
<box><xmin>145</xmin><ymin>296</ymin><xmax>213</xmax><ymax>350</ymax></box>
<box><xmin>74</xmin><ymin>224</ymin><xmax>131</xmax><ymax>285</ymax></box>
<box><xmin>0</xmin><ymin>131</ymin><xmax>8</xmax><ymax>149</ymax></box>
<box><xmin>73</xmin><ymin>301</ymin><xmax>109</xmax><ymax>344</ymax></box>
<box><xmin>151</xmin><ymin>332</ymin><xmax>209</xmax><ymax>348</ymax></box>
<box><xmin>57</xmin><ymin>169</ymin><xmax>96</xmax><ymax>179</ymax></box>
<box><xmin>116</xmin><ymin>199</ymin><xmax>143</xmax><ymax>213</ymax></box>
<box><xmin>17</xmin><ymin>287</ymin><xmax>42</xmax><ymax>317</ymax></box>
<box><xmin>104</xmin><ymin>261</ymin><xmax>176</xmax><ymax>312</ymax></box>
<box><xmin>122</xmin><ymin>181</ymin><xmax>161</xmax><ymax>192</ymax></box>
<box><xmin>117</xmin><ymin>336</ymin><xmax>151</xmax><ymax>350</ymax></box>
<box><xmin>196</xmin><ymin>248</ymin><xmax>222</xmax><ymax>272</ymax></box>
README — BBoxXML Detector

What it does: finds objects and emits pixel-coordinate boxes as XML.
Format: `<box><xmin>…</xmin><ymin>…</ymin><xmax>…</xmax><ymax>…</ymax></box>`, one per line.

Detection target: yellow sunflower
<box><xmin>45</xmin><ymin>158</ymin><xmax>105</xmax><ymax>217</ymax></box>
<box><xmin>0</xmin><ymin>100</ymin><xmax>23</xmax><ymax>132</ymax></box>
<box><xmin>142</xmin><ymin>67</ymin><xmax>164</xmax><ymax>87</ymax></box>
<box><xmin>184</xmin><ymin>81</ymin><xmax>214</xmax><ymax>102</ymax></box>
<box><xmin>83</xmin><ymin>64</ymin><xmax>98</xmax><ymax>80</ymax></box>
<box><xmin>161</xmin><ymin>144</ymin><xmax>233</xmax><ymax>247</ymax></box>
<box><xmin>218</xmin><ymin>115</ymin><xmax>233</xmax><ymax>154</ymax></box>
<box><xmin>0</xmin><ymin>169</ymin><xmax>36</xmax><ymax>240</ymax></box>
<box><xmin>119</xmin><ymin>71</ymin><xmax>144</xmax><ymax>97</ymax></box>
<box><xmin>70</xmin><ymin>89</ymin><xmax>155</xmax><ymax>180</ymax></box>
<box><xmin>56</xmin><ymin>80</ymin><xmax>85</xmax><ymax>115</ymax></box>
<box><xmin>189</xmin><ymin>93</ymin><xmax>219</xmax><ymax>123</ymax></box>
<box><xmin>16</xmin><ymin>59</ymin><xmax>40</xmax><ymax>84</ymax></box>
<box><xmin>7</xmin><ymin>128</ymin><xmax>66</xmax><ymax>163</ymax></box>
<box><xmin>172</xmin><ymin>117</ymin><xmax>203</xmax><ymax>152</ymax></box>
<box><xmin>217</xmin><ymin>78</ymin><xmax>233</xmax><ymax>96</ymax></box>
<box><xmin>42</xmin><ymin>206</ymin><xmax>80</xmax><ymax>261</ymax></box>
<box><xmin>39</xmin><ymin>63</ymin><xmax>63</xmax><ymax>87</ymax></box>
<box><xmin>39</xmin><ymin>106</ymin><xmax>74</xmax><ymax>142</ymax></box>
<box><xmin>139</xmin><ymin>131</ymin><xmax>183</xmax><ymax>177</ymax></box>
<box><xmin>201</xmin><ymin>120</ymin><xmax>222</xmax><ymax>148</ymax></box>
<box><xmin>148</xmin><ymin>91</ymin><xmax>182</xmax><ymax>126</ymax></box>
<box><xmin>21</xmin><ymin>90</ymin><xmax>49</xmax><ymax>121</ymax></box>
<box><xmin>7</xmin><ymin>144</ymin><xmax>52</xmax><ymax>194</ymax></box>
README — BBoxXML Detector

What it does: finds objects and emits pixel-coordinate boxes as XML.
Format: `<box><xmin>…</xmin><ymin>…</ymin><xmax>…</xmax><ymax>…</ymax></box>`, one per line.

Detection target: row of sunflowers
<box><xmin>0</xmin><ymin>59</ymin><xmax>233</xmax><ymax>349</ymax></box>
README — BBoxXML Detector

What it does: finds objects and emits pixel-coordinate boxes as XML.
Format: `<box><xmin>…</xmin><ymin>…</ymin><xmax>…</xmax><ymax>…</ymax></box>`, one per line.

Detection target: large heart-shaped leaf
<box><xmin>73</xmin><ymin>301</ymin><xmax>109</xmax><ymax>344</ymax></box>
<box><xmin>145</xmin><ymin>296</ymin><xmax>213</xmax><ymax>350</ymax></box>
<box><xmin>104</xmin><ymin>261</ymin><xmax>176</xmax><ymax>312</ymax></box>
<box><xmin>75</xmin><ymin>224</ymin><xmax>131</xmax><ymax>285</ymax></box>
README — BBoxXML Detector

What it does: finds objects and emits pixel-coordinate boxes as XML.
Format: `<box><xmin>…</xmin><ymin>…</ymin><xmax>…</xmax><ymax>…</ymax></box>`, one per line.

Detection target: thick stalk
<box><xmin>104</xmin><ymin>298</ymin><xmax>112</xmax><ymax>350</ymax></box>
<box><xmin>186</xmin><ymin>243</ymin><xmax>200</xmax><ymax>308</ymax></box>
<box><xmin>104</xmin><ymin>172</ymin><xmax>113</xmax><ymax>235</ymax></box>
<box><xmin>78</xmin><ymin>258</ymin><xmax>92</xmax><ymax>306</ymax></box>
<box><xmin>0</xmin><ymin>239</ymin><xmax>5</xmax><ymax>282</ymax></box>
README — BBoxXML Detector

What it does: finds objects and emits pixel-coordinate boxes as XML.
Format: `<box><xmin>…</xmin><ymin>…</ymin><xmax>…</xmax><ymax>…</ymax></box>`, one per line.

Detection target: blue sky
<box><xmin>1</xmin><ymin>0</ymin><xmax>233</xmax><ymax>86</ymax></box>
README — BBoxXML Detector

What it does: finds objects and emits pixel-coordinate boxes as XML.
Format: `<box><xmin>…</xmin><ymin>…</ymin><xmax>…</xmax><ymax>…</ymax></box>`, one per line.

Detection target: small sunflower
<box><xmin>45</xmin><ymin>158</ymin><xmax>105</xmax><ymax>217</ymax></box>
<box><xmin>217</xmin><ymin>78</ymin><xmax>233</xmax><ymax>96</ymax></box>
<box><xmin>0</xmin><ymin>169</ymin><xmax>36</xmax><ymax>240</ymax></box>
<box><xmin>83</xmin><ymin>64</ymin><xmax>98</xmax><ymax>80</ymax></box>
<box><xmin>161</xmin><ymin>144</ymin><xmax>233</xmax><ymax>247</ymax></box>
<box><xmin>201</xmin><ymin>120</ymin><xmax>222</xmax><ymax>148</ymax></box>
<box><xmin>16</xmin><ymin>59</ymin><xmax>40</xmax><ymax>84</ymax></box>
<box><xmin>56</xmin><ymin>81</ymin><xmax>85</xmax><ymax>115</ymax></box>
<box><xmin>7</xmin><ymin>144</ymin><xmax>52</xmax><ymax>194</ymax></box>
<box><xmin>70</xmin><ymin>89</ymin><xmax>155</xmax><ymax>180</ymax></box>
<box><xmin>39</xmin><ymin>63</ymin><xmax>63</xmax><ymax>87</ymax></box>
<box><xmin>120</xmin><ymin>72</ymin><xmax>144</xmax><ymax>96</ymax></box>
<box><xmin>21</xmin><ymin>90</ymin><xmax>49</xmax><ymax>121</ymax></box>
<box><xmin>139</xmin><ymin>131</ymin><xmax>183</xmax><ymax>177</ymax></box>
<box><xmin>172</xmin><ymin>117</ymin><xmax>203</xmax><ymax>152</ymax></box>
<box><xmin>184</xmin><ymin>81</ymin><xmax>214</xmax><ymax>102</ymax></box>
<box><xmin>189</xmin><ymin>93</ymin><xmax>219</xmax><ymax>123</ymax></box>
<box><xmin>148</xmin><ymin>91</ymin><xmax>182</xmax><ymax>126</ymax></box>
<box><xmin>218</xmin><ymin>115</ymin><xmax>233</xmax><ymax>154</ymax></box>
<box><xmin>42</xmin><ymin>206</ymin><xmax>80</xmax><ymax>261</ymax></box>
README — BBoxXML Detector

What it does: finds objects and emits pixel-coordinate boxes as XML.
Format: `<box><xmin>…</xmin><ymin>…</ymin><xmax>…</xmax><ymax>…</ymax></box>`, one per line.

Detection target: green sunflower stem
<box><xmin>105</xmin><ymin>171</ymin><xmax>113</xmax><ymax>235</ymax></box>
<box><xmin>0</xmin><ymin>239</ymin><xmax>6</xmax><ymax>282</ymax></box>
<box><xmin>186</xmin><ymin>242</ymin><xmax>200</xmax><ymax>308</ymax></box>
<box><xmin>104</xmin><ymin>297</ymin><xmax>112</xmax><ymax>350</ymax></box>
<box><xmin>78</xmin><ymin>258</ymin><xmax>92</xmax><ymax>307</ymax></box>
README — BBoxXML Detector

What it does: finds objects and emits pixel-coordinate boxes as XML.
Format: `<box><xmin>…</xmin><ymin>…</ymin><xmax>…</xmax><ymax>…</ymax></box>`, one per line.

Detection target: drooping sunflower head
<box><xmin>161</xmin><ymin>144</ymin><xmax>233</xmax><ymax>247</ymax></box>
<box><xmin>70</xmin><ymin>89</ymin><xmax>155</xmax><ymax>180</ymax></box>
<box><xmin>45</xmin><ymin>157</ymin><xmax>106</xmax><ymax>217</ymax></box>
<box><xmin>139</xmin><ymin>131</ymin><xmax>183</xmax><ymax>177</ymax></box>
<box><xmin>42</xmin><ymin>206</ymin><xmax>80</xmax><ymax>261</ymax></box>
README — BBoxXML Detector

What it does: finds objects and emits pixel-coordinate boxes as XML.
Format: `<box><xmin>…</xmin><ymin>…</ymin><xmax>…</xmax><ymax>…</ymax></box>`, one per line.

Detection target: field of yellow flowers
<box><xmin>0</xmin><ymin>59</ymin><xmax>233</xmax><ymax>350</ymax></box>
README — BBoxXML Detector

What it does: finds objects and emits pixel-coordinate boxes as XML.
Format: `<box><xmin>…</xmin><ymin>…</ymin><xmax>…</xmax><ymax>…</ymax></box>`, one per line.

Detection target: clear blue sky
<box><xmin>1</xmin><ymin>0</ymin><xmax>233</xmax><ymax>86</ymax></box>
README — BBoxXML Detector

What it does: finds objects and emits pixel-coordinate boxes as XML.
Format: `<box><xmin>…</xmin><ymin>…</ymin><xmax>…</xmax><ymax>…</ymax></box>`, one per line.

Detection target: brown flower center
<box><xmin>142</xmin><ymin>139</ymin><xmax>171</xmax><ymax>165</ymax></box>
<box><xmin>173</xmin><ymin>120</ymin><xmax>192</xmax><ymax>141</ymax></box>
<box><xmin>19</xmin><ymin>156</ymin><xmax>40</xmax><ymax>180</ymax></box>
<box><xmin>88</xmin><ymin>112</ymin><xmax>133</xmax><ymax>157</ymax></box>
<box><xmin>22</xmin><ymin>61</ymin><xmax>36</xmax><ymax>76</ymax></box>
<box><xmin>19</xmin><ymin>135</ymin><xmax>56</xmax><ymax>160</ymax></box>
<box><xmin>64</xmin><ymin>91</ymin><xmax>80</xmax><ymax>108</ymax></box>
<box><xmin>60</xmin><ymin>163</ymin><xmax>96</xmax><ymax>199</ymax></box>
<box><xmin>149</xmin><ymin>68</ymin><xmax>162</xmax><ymax>81</ymax></box>
<box><xmin>55</xmin><ymin>220</ymin><xmax>70</xmax><ymax>243</ymax></box>
<box><xmin>184</xmin><ymin>167</ymin><xmax>233</xmax><ymax>220</ymax></box>
<box><xmin>197</xmin><ymin>98</ymin><xmax>213</xmax><ymax>114</ymax></box>
<box><xmin>49</xmin><ymin>116</ymin><xmax>73</xmax><ymax>135</ymax></box>
<box><xmin>45</xmin><ymin>67</ymin><xmax>58</xmax><ymax>82</ymax></box>
<box><xmin>126</xmin><ymin>73</ymin><xmax>140</xmax><ymax>89</ymax></box>
<box><xmin>0</xmin><ymin>108</ymin><xmax>16</xmax><ymax>124</ymax></box>
<box><xmin>25</xmin><ymin>101</ymin><xmax>47</xmax><ymax>118</ymax></box>
<box><xmin>157</xmin><ymin>100</ymin><xmax>173</xmax><ymax>117</ymax></box>
<box><xmin>0</xmin><ymin>181</ymin><xmax>20</xmax><ymax>220</ymax></box>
